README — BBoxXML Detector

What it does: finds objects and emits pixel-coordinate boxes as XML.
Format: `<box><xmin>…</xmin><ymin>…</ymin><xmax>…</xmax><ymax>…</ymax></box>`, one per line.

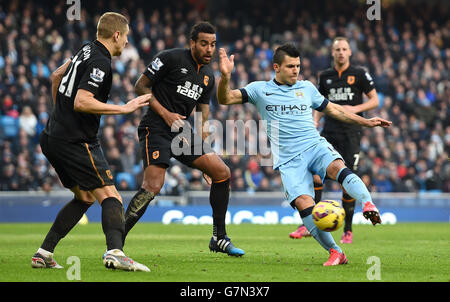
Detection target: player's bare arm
<box><xmin>50</xmin><ymin>59</ymin><xmax>71</xmax><ymax>104</ymax></box>
<box><xmin>217</xmin><ymin>48</ymin><xmax>243</xmax><ymax>105</ymax></box>
<box><xmin>323</xmin><ymin>101</ymin><xmax>391</xmax><ymax>128</ymax></box>
<box><xmin>74</xmin><ymin>89</ymin><xmax>151</xmax><ymax>115</ymax></box>
<box><xmin>135</xmin><ymin>74</ymin><xmax>185</xmax><ymax>129</ymax></box>
<box><xmin>342</xmin><ymin>88</ymin><xmax>379</xmax><ymax>114</ymax></box>
<box><xmin>196</xmin><ymin>103</ymin><xmax>210</xmax><ymax>140</ymax></box>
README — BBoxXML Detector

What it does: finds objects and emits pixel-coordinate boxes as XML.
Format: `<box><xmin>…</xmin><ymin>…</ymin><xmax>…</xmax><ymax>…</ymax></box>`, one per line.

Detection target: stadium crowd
<box><xmin>0</xmin><ymin>0</ymin><xmax>449</xmax><ymax>194</ymax></box>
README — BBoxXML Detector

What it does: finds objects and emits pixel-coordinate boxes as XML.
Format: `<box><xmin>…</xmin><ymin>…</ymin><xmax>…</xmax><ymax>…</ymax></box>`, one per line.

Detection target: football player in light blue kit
<box><xmin>217</xmin><ymin>43</ymin><xmax>391</xmax><ymax>266</ymax></box>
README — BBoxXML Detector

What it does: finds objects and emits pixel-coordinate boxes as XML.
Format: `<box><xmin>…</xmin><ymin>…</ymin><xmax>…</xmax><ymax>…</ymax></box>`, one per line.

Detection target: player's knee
<box><xmin>211</xmin><ymin>164</ymin><xmax>230</xmax><ymax>182</ymax></box>
<box><xmin>141</xmin><ymin>180</ymin><xmax>163</xmax><ymax>195</ymax></box>
<box><xmin>326</xmin><ymin>159</ymin><xmax>346</xmax><ymax>180</ymax></box>
<box><xmin>313</xmin><ymin>175</ymin><xmax>323</xmax><ymax>186</ymax></box>
<box><xmin>293</xmin><ymin>195</ymin><xmax>314</xmax><ymax>211</ymax></box>
<box><xmin>75</xmin><ymin>191</ymin><xmax>96</xmax><ymax>204</ymax></box>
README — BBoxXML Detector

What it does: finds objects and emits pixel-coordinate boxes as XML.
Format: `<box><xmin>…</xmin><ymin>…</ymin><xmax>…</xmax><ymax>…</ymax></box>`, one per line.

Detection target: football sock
<box><xmin>210</xmin><ymin>178</ymin><xmax>230</xmax><ymax>240</ymax></box>
<box><xmin>314</xmin><ymin>182</ymin><xmax>323</xmax><ymax>203</ymax></box>
<box><xmin>123</xmin><ymin>188</ymin><xmax>155</xmax><ymax>243</ymax></box>
<box><xmin>337</xmin><ymin>167</ymin><xmax>373</xmax><ymax>207</ymax></box>
<box><xmin>342</xmin><ymin>192</ymin><xmax>355</xmax><ymax>232</ymax></box>
<box><xmin>299</xmin><ymin>206</ymin><xmax>342</xmax><ymax>253</ymax></box>
<box><xmin>101</xmin><ymin>197</ymin><xmax>125</xmax><ymax>251</ymax></box>
<box><xmin>41</xmin><ymin>198</ymin><xmax>91</xmax><ymax>253</ymax></box>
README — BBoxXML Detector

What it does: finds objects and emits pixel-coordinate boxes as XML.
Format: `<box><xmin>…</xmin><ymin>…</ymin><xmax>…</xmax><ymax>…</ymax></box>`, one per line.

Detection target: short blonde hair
<box><xmin>332</xmin><ymin>36</ymin><xmax>350</xmax><ymax>47</ymax></box>
<box><xmin>96</xmin><ymin>12</ymin><xmax>129</xmax><ymax>39</ymax></box>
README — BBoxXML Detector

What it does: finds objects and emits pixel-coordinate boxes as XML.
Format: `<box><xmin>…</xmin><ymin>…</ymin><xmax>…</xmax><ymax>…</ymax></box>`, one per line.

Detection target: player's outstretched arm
<box><xmin>74</xmin><ymin>89</ymin><xmax>151</xmax><ymax>115</ymax></box>
<box><xmin>217</xmin><ymin>48</ymin><xmax>243</xmax><ymax>105</ymax></box>
<box><xmin>323</xmin><ymin>101</ymin><xmax>391</xmax><ymax>128</ymax></box>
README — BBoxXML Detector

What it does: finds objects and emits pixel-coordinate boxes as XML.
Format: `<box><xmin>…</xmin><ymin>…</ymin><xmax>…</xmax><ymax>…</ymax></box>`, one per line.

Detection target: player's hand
<box><xmin>218</xmin><ymin>48</ymin><xmax>234</xmax><ymax>76</ymax></box>
<box><xmin>123</xmin><ymin>93</ymin><xmax>152</xmax><ymax>114</ymax></box>
<box><xmin>163</xmin><ymin>111</ymin><xmax>186</xmax><ymax>131</ymax></box>
<box><xmin>365</xmin><ymin>117</ymin><xmax>392</xmax><ymax>128</ymax></box>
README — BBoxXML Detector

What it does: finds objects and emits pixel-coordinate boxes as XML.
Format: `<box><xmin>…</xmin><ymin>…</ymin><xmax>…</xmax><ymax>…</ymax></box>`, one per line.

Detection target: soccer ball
<box><xmin>312</xmin><ymin>200</ymin><xmax>345</xmax><ymax>232</ymax></box>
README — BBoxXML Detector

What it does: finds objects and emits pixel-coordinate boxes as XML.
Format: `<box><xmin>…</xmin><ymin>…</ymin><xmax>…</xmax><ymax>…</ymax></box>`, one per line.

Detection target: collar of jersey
<box><xmin>187</xmin><ymin>49</ymin><xmax>203</xmax><ymax>72</ymax></box>
<box><xmin>94</xmin><ymin>40</ymin><xmax>112</xmax><ymax>60</ymax></box>
<box><xmin>271</xmin><ymin>78</ymin><xmax>302</xmax><ymax>91</ymax></box>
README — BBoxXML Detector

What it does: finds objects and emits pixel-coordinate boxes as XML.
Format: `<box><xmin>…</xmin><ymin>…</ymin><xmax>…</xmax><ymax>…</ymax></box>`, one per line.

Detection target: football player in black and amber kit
<box><xmin>32</xmin><ymin>12</ymin><xmax>151</xmax><ymax>271</ymax></box>
<box><xmin>123</xmin><ymin>21</ymin><xmax>244</xmax><ymax>256</ymax></box>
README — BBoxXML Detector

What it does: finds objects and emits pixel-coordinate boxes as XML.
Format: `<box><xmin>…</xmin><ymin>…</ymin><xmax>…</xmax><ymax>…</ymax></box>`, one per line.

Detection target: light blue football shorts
<box><xmin>278</xmin><ymin>139</ymin><xmax>343</xmax><ymax>204</ymax></box>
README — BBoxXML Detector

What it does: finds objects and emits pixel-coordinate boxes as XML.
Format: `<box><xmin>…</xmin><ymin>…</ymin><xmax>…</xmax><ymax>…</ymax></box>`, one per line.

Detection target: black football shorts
<box><xmin>40</xmin><ymin>132</ymin><xmax>114</xmax><ymax>191</ymax></box>
<box><xmin>138</xmin><ymin>127</ymin><xmax>214</xmax><ymax>169</ymax></box>
<box><xmin>321</xmin><ymin>131</ymin><xmax>361</xmax><ymax>173</ymax></box>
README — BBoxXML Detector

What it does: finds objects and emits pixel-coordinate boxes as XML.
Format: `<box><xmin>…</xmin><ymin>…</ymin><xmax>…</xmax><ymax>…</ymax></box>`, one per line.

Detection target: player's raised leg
<box><xmin>192</xmin><ymin>153</ymin><xmax>245</xmax><ymax>256</ymax></box>
<box><xmin>326</xmin><ymin>159</ymin><xmax>381</xmax><ymax>225</ymax></box>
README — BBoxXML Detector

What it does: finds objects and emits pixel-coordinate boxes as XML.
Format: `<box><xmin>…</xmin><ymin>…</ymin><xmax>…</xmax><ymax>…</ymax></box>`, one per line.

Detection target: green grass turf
<box><xmin>0</xmin><ymin>222</ymin><xmax>449</xmax><ymax>282</ymax></box>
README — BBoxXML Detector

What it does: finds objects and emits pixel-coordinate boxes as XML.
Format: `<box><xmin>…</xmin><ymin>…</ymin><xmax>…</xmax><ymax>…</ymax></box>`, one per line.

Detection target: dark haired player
<box><xmin>31</xmin><ymin>12</ymin><xmax>151</xmax><ymax>271</ymax></box>
<box><xmin>123</xmin><ymin>21</ymin><xmax>244</xmax><ymax>256</ymax></box>
<box><xmin>217</xmin><ymin>43</ymin><xmax>389</xmax><ymax>265</ymax></box>
<box><xmin>289</xmin><ymin>37</ymin><xmax>379</xmax><ymax>244</ymax></box>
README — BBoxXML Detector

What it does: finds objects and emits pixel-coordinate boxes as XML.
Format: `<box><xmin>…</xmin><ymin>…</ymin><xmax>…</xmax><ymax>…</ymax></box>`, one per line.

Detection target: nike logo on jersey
<box><xmin>265</xmin><ymin>92</ymin><xmax>274</xmax><ymax>96</ymax></box>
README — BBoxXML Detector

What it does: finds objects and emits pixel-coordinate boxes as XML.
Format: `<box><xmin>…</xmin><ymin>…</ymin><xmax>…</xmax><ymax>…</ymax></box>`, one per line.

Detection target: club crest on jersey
<box><xmin>90</xmin><ymin>68</ymin><xmax>105</xmax><ymax>82</ymax></box>
<box><xmin>152</xmin><ymin>151</ymin><xmax>159</xmax><ymax>159</ymax></box>
<box><xmin>204</xmin><ymin>75</ymin><xmax>209</xmax><ymax>86</ymax></box>
<box><xmin>151</xmin><ymin>57</ymin><xmax>164</xmax><ymax>71</ymax></box>
<box><xmin>347</xmin><ymin>75</ymin><xmax>355</xmax><ymax>85</ymax></box>
<box><xmin>294</xmin><ymin>90</ymin><xmax>304</xmax><ymax>98</ymax></box>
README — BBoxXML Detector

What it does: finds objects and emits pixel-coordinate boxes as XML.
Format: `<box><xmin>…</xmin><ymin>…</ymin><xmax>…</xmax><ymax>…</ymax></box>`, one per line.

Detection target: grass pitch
<box><xmin>0</xmin><ymin>223</ymin><xmax>449</xmax><ymax>282</ymax></box>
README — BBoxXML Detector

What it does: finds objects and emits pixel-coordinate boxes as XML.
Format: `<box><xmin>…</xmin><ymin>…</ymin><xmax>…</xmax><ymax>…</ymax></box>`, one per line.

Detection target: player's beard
<box><xmin>193</xmin><ymin>48</ymin><xmax>211</xmax><ymax>65</ymax></box>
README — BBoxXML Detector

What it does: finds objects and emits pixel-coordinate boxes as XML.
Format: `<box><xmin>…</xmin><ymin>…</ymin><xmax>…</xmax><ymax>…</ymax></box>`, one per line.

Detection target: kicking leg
<box><xmin>327</xmin><ymin>159</ymin><xmax>381</xmax><ymax>225</ymax></box>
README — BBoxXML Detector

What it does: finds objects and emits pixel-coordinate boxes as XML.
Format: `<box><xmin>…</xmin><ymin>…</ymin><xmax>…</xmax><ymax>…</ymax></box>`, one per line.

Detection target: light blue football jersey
<box><xmin>240</xmin><ymin>79</ymin><xmax>329</xmax><ymax>169</ymax></box>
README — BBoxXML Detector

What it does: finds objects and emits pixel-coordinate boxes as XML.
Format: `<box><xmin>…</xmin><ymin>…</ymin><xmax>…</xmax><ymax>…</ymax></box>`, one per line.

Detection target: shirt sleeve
<box><xmin>359</xmin><ymin>69</ymin><xmax>376</xmax><ymax>94</ymax></box>
<box><xmin>308</xmin><ymin>81</ymin><xmax>328</xmax><ymax>111</ymax></box>
<box><xmin>239</xmin><ymin>81</ymin><xmax>260</xmax><ymax>105</ymax></box>
<box><xmin>143</xmin><ymin>50</ymin><xmax>174</xmax><ymax>84</ymax></box>
<box><xmin>77</xmin><ymin>58</ymin><xmax>111</xmax><ymax>96</ymax></box>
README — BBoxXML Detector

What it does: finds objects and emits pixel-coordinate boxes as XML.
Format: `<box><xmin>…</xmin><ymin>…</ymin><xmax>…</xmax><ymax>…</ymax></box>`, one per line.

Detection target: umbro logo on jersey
<box><xmin>180</xmin><ymin>68</ymin><xmax>188</xmax><ymax>74</ymax></box>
